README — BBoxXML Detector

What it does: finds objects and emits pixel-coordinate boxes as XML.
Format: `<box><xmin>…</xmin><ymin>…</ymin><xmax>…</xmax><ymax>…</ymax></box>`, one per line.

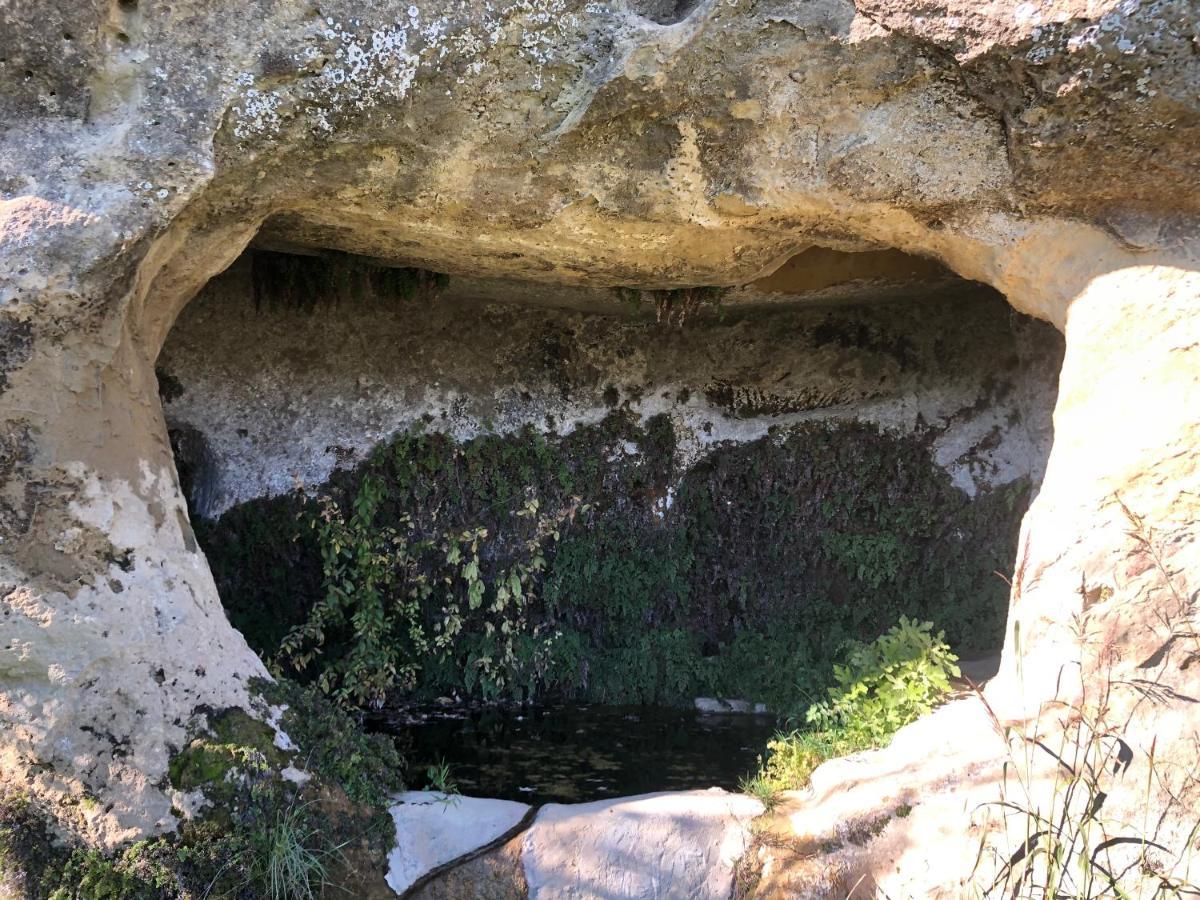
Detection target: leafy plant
<box><xmin>429</xmin><ymin>498</ymin><xmax>567</xmax><ymax>701</ymax></box>
<box><xmin>424</xmin><ymin>760</ymin><xmax>461</xmax><ymax>808</ymax></box>
<box><xmin>741</xmin><ymin>728</ymin><xmax>863</xmax><ymax>806</ymax></box>
<box><xmin>277</xmin><ymin>471</ymin><xmax>433</xmax><ymax>707</ymax></box>
<box><xmin>200</xmin><ymin>413</ymin><xmax>1021</xmax><ymax>713</ymax></box>
<box><xmin>744</xmin><ymin>618</ymin><xmax>959</xmax><ymax>804</ymax></box>
<box><xmin>276</xmin><ymin>449</ymin><xmax>571</xmax><ymax>707</ymax></box>
<box><xmin>805</xmin><ymin>616</ymin><xmax>960</xmax><ymax>745</ymax></box>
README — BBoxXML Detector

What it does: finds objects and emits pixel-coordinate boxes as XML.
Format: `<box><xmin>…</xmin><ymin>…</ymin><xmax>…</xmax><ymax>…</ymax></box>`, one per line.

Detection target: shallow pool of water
<box><xmin>372</xmin><ymin>704</ymin><xmax>779</xmax><ymax>804</ymax></box>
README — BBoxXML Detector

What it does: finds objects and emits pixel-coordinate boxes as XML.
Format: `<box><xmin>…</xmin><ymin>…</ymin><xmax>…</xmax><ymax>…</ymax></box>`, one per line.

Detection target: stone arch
<box><xmin>1</xmin><ymin>1</ymin><xmax>1197</xmax><ymax>881</ymax></box>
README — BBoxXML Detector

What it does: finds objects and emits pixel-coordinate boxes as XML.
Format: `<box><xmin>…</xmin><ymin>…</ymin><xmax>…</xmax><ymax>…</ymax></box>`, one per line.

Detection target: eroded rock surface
<box><xmin>160</xmin><ymin>254</ymin><xmax>1059</xmax><ymax>515</ymax></box>
<box><xmin>522</xmin><ymin>789</ymin><xmax>763</xmax><ymax>899</ymax></box>
<box><xmin>0</xmin><ymin>0</ymin><xmax>1198</xmax><ymax>892</ymax></box>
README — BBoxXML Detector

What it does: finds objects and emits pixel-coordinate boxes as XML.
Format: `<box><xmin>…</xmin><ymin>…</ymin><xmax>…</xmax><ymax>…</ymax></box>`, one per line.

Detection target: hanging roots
<box><xmin>250</xmin><ymin>250</ymin><xmax>450</xmax><ymax>312</ymax></box>
<box><xmin>614</xmin><ymin>285</ymin><xmax>726</xmax><ymax>328</ymax></box>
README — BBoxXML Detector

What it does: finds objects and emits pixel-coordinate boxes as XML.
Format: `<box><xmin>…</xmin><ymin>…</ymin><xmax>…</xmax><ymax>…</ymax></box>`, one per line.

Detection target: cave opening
<box><xmin>158</xmin><ymin>243</ymin><xmax>1063</xmax><ymax>800</ymax></box>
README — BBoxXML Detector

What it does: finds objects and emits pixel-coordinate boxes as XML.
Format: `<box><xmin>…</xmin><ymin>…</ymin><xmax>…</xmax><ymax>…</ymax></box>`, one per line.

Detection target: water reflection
<box><xmin>372</xmin><ymin>704</ymin><xmax>778</xmax><ymax>805</ymax></box>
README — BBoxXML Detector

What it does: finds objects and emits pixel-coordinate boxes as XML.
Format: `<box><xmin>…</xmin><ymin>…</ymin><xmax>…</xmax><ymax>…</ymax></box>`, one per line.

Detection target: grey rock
<box><xmin>521</xmin><ymin>789</ymin><xmax>763</xmax><ymax>899</ymax></box>
<box><xmin>387</xmin><ymin>792</ymin><xmax>531</xmax><ymax>896</ymax></box>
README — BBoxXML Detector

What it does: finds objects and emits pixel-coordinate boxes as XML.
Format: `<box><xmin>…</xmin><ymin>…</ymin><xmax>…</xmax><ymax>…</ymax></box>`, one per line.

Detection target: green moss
<box><xmin>8</xmin><ymin>683</ymin><xmax>399</xmax><ymax>900</ymax></box>
<box><xmin>167</xmin><ymin>708</ymin><xmax>289</xmax><ymax>815</ymax></box>
<box><xmin>2</xmin><ymin>790</ymin><xmax>245</xmax><ymax>900</ymax></box>
<box><xmin>31</xmin><ymin>801</ymin><xmax>360</xmax><ymax>900</ymax></box>
<box><xmin>43</xmin><ymin>849</ymin><xmax>161</xmax><ymax>900</ymax></box>
<box><xmin>259</xmin><ymin>678</ymin><xmax>405</xmax><ymax>809</ymax></box>
<box><xmin>1</xmin><ymin>789</ymin><xmax>59</xmax><ymax>897</ymax></box>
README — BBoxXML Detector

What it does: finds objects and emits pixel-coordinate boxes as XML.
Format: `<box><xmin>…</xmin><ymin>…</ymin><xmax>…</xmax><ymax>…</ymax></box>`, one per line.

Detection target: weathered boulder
<box><xmin>400</xmin><ymin>788</ymin><xmax>763</xmax><ymax>899</ymax></box>
<box><xmin>386</xmin><ymin>792</ymin><xmax>532</xmax><ymax>895</ymax></box>
<box><xmin>522</xmin><ymin>789</ymin><xmax>763</xmax><ymax>899</ymax></box>
<box><xmin>1</xmin><ymin>0</ymin><xmax>1198</xmax><ymax>892</ymax></box>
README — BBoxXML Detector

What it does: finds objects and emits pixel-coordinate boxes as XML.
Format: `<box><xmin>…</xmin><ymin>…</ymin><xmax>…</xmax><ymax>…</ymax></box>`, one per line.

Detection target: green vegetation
<box><xmin>423</xmin><ymin>760</ymin><xmax>461</xmax><ymax>806</ymax></box>
<box><xmin>1</xmin><ymin>790</ymin><xmax>60</xmax><ymax>897</ymax></box>
<box><xmin>250</xmin><ymin>250</ymin><xmax>449</xmax><ymax>313</ymax></box>
<box><xmin>1</xmin><ymin>679</ymin><xmax>402</xmax><ymax>900</ymax></box>
<box><xmin>740</xmin><ymin>730</ymin><xmax>852</xmax><ymax>811</ymax></box>
<box><xmin>241</xmin><ymin>800</ymin><xmax>338</xmax><ymax>900</ymax></box>
<box><xmin>196</xmin><ymin>414</ymin><xmax>1022</xmax><ymax>712</ymax></box>
<box><xmin>613</xmin><ymin>285</ymin><xmax>727</xmax><ymax>327</ymax></box>
<box><xmin>742</xmin><ymin>619</ymin><xmax>960</xmax><ymax>807</ymax></box>
<box><xmin>29</xmin><ymin>800</ymin><xmax>338</xmax><ymax>900</ymax></box>
<box><xmin>262</xmin><ymin>678</ymin><xmax>406</xmax><ymax>808</ymax></box>
<box><xmin>805</xmin><ymin>616</ymin><xmax>960</xmax><ymax>745</ymax></box>
<box><xmin>167</xmin><ymin>708</ymin><xmax>286</xmax><ymax>796</ymax></box>
<box><xmin>973</xmin><ymin>512</ymin><xmax>1200</xmax><ymax>898</ymax></box>
<box><xmin>973</xmin><ymin>690</ymin><xmax>1200</xmax><ymax>899</ymax></box>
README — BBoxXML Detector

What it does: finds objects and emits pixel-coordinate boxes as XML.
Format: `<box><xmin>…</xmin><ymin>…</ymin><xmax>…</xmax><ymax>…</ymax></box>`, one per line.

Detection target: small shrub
<box><xmin>744</xmin><ymin>618</ymin><xmax>959</xmax><ymax>802</ymax></box>
<box><xmin>277</xmin><ymin>454</ymin><xmax>570</xmax><ymax>707</ymax></box>
<box><xmin>742</xmin><ymin>729</ymin><xmax>859</xmax><ymax>803</ymax></box>
<box><xmin>32</xmin><ymin>824</ymin><xmax>246</xmax><ymax>900</ymax></box>
<box><xmin>805</xmin><ymin>616</ymin><xmax>960</xmax><ymax>745</ymax></box>
<box><xmin>264</xmin><ymin>678</ymin><xmax>405</xmax><ymax>808</ymax></box>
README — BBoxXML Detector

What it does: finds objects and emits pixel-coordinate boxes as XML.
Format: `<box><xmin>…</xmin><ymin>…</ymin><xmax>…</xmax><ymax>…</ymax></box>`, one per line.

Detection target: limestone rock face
<box><xmin>391</xmin><ymin>788</ymin><xmax>762</xmax><ymax>899</ymax></box>
<box><xmin>1</xmin><ymin>0</ymin><xmax>1198</xmax><ymax>891</ymax></box>
<box><xmin>159</xmin><ymin>258</ymin><xmax>1059</xmax><ymax>515</ymax></box>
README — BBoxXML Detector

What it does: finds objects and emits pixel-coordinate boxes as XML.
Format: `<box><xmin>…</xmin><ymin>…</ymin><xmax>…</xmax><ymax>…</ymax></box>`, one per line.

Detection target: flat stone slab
<box><xmin>522</xmin><ymin>788</ymin><xmax>764</xmax><ymax>899</ymax></box>
<box><xmin>387</xmin><ymin>792</ymin><xmax>531</xmax><ymax>896</ymax></box>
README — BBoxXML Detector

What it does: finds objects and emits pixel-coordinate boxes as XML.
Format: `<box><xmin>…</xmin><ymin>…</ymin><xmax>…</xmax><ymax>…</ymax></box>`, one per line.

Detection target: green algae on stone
<box><xmin>167</xmin><ymin>708</ymin><xmax>288</xmax><ymax>794</ymax></box>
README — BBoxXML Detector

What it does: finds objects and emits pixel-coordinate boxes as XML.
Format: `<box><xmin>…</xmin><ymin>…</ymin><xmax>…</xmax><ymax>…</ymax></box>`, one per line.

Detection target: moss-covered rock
<box><xmin>259</xmin><ymin>678</ymin><xmax>406</xmax><ymax>809</ymax></box>
<box><xmin>1</xmin><ymin>789</ymin><xmax>60</xmax><ymax>898</ymax></box>
<box><xmin>4</xmin><ymin>684</ymin><xmax>402</xmax><ymax>900</ymax></box>
<box><xmin>167</xmin><ymin>708</ymin><xmax>288</xmax><ymax>796</ymax></box>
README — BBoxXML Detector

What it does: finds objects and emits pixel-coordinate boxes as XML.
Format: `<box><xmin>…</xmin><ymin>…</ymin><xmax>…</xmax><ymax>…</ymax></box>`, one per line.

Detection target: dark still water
<box><xmin>371</xmin><ymin>704</ymin><xmax>779</xmax><ymax>805</ymax></box>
